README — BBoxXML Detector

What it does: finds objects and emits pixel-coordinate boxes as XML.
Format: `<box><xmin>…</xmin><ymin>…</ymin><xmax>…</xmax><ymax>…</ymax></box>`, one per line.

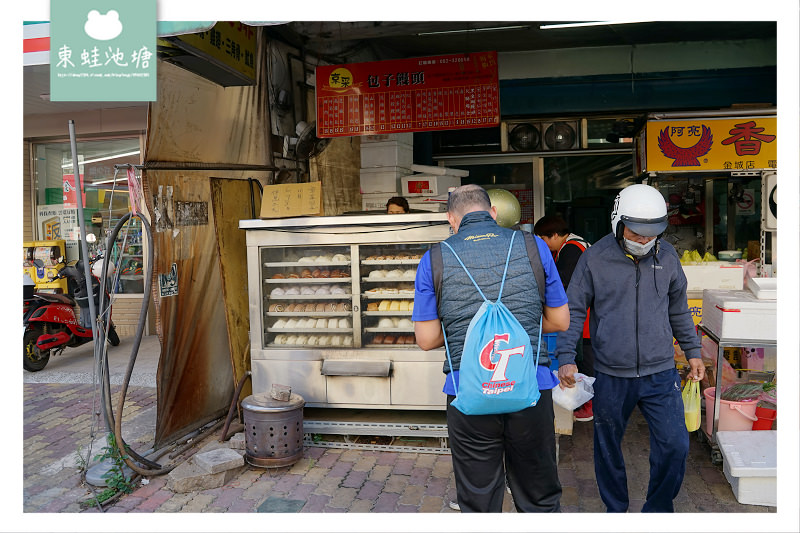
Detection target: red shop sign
<box><xmin>315</xmin><ymin>51</ymin><xmax>499</xmax><ymax>138</ymax></box>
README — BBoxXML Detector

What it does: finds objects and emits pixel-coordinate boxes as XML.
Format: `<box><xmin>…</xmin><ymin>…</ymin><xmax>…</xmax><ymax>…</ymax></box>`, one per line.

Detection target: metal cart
<box><xmin>696</xmin><ymin>323</ymin><xmax>776</xmax><ymax>464</ymax></box>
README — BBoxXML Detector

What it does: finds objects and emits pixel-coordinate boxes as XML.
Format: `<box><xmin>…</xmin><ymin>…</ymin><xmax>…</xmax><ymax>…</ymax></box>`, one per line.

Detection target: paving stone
<box><xmin>242</xmin><ymin>477</ymin><xmax>277</xmax><ymax>500</ymax></box>
<box><xmin>408</xmin><ymin>466</ymin><xmax>431</xmax><ymax>485</ymax></box>
<box><xmin>228</xmin><ymin>432</ymin><xmax>246</xmax><ymax>450</ymax></box>
<box><xmin>342</xmin><ymin>468</ymin><xmax>368</xmax><ymax>489</ymax></box>
<box><xmin>392</xmin><ymin>457</ymin><xmax>415</xmax><ymax>475</ymax></box>
<box><xmin>313</xmin><ymin>476</ymin><xmax>344</xmax><ymax>496</ymax></box>
<box><xmin>372</xmin><ymin>492</ymin><xmax>400</xmax><ymax>512</ymax></box>
<box><xmin>23</xmin><ymin>382</ymin><xmax>779</xmax><ymax>515</ymax></box>
<box><xmin>399</xmin><ymin>483</ymin><xmax>424</xmax><ymax>505</ymax></box>
<box><xmin>348</xmin><ymin>498</ymin><xmax>374</xmax><ymax>512</ymax></box>
<box><xmin>328</xmin><ymin>460</ymin><xmax>353</xmax><ymax>477</ymax></box>
<box><xmin>210</xmin><ymin>487</ymin><xmax>246</xmax><ymax>509</ymax></box>
<box><xmin>330</xmin><ymin>487</ymin><xmax>357</xmax><ymax>508</ymax></box>
<box><xmin>367</xmin><ymin>464</ymin><xmax>392</xmax><ymax>482</ymax></box>
<box><xmin>300</xmin><ymin>494</ymin><xmax>330</xmax><ymax>513</ymax></box>
<box><xmin>419</xmin><ymin>495</ymin><xmax>445</xmax><ymax>512</ymax></box>
<box><xmin>288</xmin><ymin>482</ymin><xmax>316</xmax><ymax>501</ymax></box>
<box><xmin>156</xmin><ymin>492</ymin><xmax>193</xmax><ymax>512</ymax></box>
<box><xmin>560</xmin><ymin>486</ymin><xmax>579</xmax><ymax>506</ymax></box>
<box><xmin>315</xmin><ymin>450</ymin><xmax>342</xmax><ymax>469</ymax></box>
<box><xmin>136</xmin><ymin>490</ymin><xmax>174</xmax><ymax>512</ymax></box>
<box><xmin>356</xmin><ymin>480</ymin><xmax>384</xmax><ymax>501</ymax></box>
<box><xmin>257</xmin><ymin>496</ymin><xmax>305</xmax><ymax>513</ymax></box>
<box><xmin>422</xmin><ymin>476</ymin><xmax>447</xmax><ymax>497</ymax></box>
<box><xmin>167</xmin><ymin>460</ymin><xmax>244</xmax><ymax>493</ymax></box>
<box><xmin>383</xmin><ymin>474</ymin><xmax>409</xmax><ymax>493</ymax></box>
<box><xmin>288</xmin><ymin>457</ymin><xmax>315</xmax><ymax>474</ymax></box>
<box><xmin>352</xmin><ymin>455</ymin><xmax>377</xmax><ymax>472</ymax></box>
<box><xmin>193</xmin><ymin>448</ymin><xmax>245</xmax><ymax>474</ymax></box>
<box><xmin>301</xmin><ymin>466</ymin><xmax>328</xmax><ymax>483</ymax></box>
<box><xmin>179</xmin><ymin>493</ymin><xmax>215</xmax><ymax>512</ymax></box>
<box><xmin>272</xmin><ymin>473</ymin><xmax>302</xmax><ymax>493</ymax></box>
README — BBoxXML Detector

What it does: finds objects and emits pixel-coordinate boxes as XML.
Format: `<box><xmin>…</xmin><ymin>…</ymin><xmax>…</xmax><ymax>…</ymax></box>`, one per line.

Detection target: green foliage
<box><xmin>81</xmin><ymin>433</ymin><xmax>135</xmax><ymax>508</ymax></box>
<box><xmin>720</xmin><ymin>382</ymin><xmax>763</xmax><ymax>402</ymax></box>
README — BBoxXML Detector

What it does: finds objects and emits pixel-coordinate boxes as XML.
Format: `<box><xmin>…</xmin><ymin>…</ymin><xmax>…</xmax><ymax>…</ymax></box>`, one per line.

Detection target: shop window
<box><xmin>32</xmin><ymin>137</ymin><xmax>144</xmax><ymax>294</ymax></box>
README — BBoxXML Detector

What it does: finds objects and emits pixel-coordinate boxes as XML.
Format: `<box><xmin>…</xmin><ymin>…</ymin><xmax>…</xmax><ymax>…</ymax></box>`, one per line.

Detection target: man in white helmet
<box><xmin>555</xmin><ymin>183</ymin><xmax>704</xmax><ymax>513</ymax></box>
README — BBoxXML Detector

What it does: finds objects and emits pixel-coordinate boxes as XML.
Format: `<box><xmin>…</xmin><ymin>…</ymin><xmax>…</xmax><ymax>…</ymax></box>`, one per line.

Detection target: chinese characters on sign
<box><xmin>170</xmin><ymin>22</ymin><xmax>257</xmax><ymax>82</ymax></box>
<box><xmin>50</xmin><ymin>0</ymin><xmax>157</xmax><ymax>101</ymax></box>
<box><xmin>645</xmin><ymin>117</ymin><xmax>777</xmax><ymax>172</ymax></box>
<box><xmin>316</xmin><ymin>52</ymin><xmax>500</xmax><ymax>137</ymax></box>
<box><xmin>55</xmin><ymin>44</ymin><xmax>153</xmax><ymax>73</ymax></box>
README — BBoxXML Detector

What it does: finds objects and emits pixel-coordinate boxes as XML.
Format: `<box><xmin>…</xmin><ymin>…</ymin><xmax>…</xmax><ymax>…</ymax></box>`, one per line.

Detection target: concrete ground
<box><xmin>21</xmin><ymin>334</ymin><xmax>779</xmax><ymax>526</ymax></box>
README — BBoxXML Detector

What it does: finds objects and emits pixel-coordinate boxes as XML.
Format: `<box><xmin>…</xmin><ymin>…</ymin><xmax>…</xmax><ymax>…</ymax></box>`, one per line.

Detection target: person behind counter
<box><xmin>533</xmin><ymin>214</ymin><xmax>594</xmax><ymax>422</ymax></box>
<box><xmin>413</xmin><ymin>184</ymin><xmax>570</xmax><ymax>513</ymax></box>
<box><xmin>555</xmin><ymin>183</ymin><xmax>704</xmax><ymax>513</ymax></box>
<box><xmin>386</xmin><ymin>196</ymin><xmax>409</xmax><ymax>214</ymax></box>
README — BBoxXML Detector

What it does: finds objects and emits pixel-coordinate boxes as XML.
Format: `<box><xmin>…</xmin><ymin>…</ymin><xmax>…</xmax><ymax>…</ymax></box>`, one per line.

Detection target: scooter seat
<box><xmin>34</xmin><ymin>292</ymin><xmax>75</xmax><ymax>305</ymax></box>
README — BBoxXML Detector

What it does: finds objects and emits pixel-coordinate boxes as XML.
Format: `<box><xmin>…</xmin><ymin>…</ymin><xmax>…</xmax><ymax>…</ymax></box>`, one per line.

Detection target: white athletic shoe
<box><xmin>448</xmin><ymin>500</ymin><xmax>461</xmax><ymax>511</ymax></box>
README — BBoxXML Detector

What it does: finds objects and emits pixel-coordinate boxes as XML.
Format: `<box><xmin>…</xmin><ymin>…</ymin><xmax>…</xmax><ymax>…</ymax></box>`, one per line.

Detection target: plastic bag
<box><xmin>682</xmin><ymin>380</ymin><xmax>701</xmax><ymax>432</ymax></box>
<box><xmin>552</xmin><ymin>371</ymin><xmax>595</xmax><ymax>411</ymax></box>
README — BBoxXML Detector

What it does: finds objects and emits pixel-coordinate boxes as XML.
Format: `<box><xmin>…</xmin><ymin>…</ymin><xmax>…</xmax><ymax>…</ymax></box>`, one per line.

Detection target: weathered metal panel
<box><xmin>147</xmin><ymin>170</ymin><xmax>234</xmax><ymax>447</ymax></box>
<box><xmin>210</xmin><ymin>177</ymin><xmax>258</xmax><ymax>402</ymax></box>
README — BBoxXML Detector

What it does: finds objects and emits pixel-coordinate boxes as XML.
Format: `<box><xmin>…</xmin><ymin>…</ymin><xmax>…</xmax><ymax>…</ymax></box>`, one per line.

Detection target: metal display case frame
<box><xmin>241</xmin><ymin>213</ymin><xmax>452</xmax><ymax>413</ymax></box>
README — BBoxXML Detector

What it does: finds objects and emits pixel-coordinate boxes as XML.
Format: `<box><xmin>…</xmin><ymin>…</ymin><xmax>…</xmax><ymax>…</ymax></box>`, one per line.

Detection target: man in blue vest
<box><xmin>555</xmin><ymin>183</ymin><xmax>704</xmax><ymax>513</ymax></box>
<box><xmin>414</xmin><ymin>184</ymin><xmax>570</xmax><ymax>512</ymax></box>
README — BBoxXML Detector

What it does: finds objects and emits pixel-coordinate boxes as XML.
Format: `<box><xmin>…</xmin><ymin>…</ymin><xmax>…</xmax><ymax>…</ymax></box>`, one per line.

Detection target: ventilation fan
<box><xmin>542</xmin><ymin>121</ymin><xmax>579</xmax><ymax>150</ymax></box>
<box><xmin>508</xmin><ymin>123</ymin><xmax>541</xmax><ymax>152</ymax></box>
<box><xmin>283</xmin><ymin>121</ymin><xmax>332</xmax><ymax>160</ymax></box>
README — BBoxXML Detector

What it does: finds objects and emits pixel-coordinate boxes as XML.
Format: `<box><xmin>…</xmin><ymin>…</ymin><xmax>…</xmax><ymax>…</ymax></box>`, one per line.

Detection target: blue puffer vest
<box><xmin>437</xmin><ymin>211</ymin><xmax>546</xmax><ymax>374</ymax></box>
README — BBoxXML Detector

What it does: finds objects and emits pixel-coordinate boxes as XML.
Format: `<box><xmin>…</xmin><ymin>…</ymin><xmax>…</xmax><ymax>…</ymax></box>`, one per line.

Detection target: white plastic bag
<box><xmin>551</xmin><ymin>370</ymin><xmax>595</xmax><ymax>410</ymax></box>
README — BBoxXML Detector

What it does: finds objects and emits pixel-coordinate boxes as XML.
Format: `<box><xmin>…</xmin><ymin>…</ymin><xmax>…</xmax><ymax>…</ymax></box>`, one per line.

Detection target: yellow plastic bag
<box><xmin>682</xmin><ymin>380</ymin><xmax>701</xmax><ymax>432</ymax></box>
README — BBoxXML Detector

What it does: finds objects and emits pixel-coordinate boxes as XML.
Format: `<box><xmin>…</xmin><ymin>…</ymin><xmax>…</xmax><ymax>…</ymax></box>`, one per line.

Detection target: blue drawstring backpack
<box><xmin>441</xmin><ymin>231</ymin><xmax>543</xmax><ymax>415</ymax></box>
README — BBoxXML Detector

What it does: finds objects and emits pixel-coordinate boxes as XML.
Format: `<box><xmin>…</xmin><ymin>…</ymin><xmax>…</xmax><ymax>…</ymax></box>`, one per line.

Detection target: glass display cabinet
<box><xmin>241</xmin><ymin>213</ymin><xmax>451</xmax><ymax>410</ymax></box>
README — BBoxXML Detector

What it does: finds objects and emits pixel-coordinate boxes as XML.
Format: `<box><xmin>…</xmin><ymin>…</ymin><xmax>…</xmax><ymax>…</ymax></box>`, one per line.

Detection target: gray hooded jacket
<box><xmin>554</xmin><ymin>233</ymin><xmax>701</xmax><ymax>378</ymax></box>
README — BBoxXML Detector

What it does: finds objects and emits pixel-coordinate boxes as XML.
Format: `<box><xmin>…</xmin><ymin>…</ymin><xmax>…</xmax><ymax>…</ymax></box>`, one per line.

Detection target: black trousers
<box><xmin>447</xmin><ymin>389</ymin><xmax>561</xmax><ymax>512</ymax></box>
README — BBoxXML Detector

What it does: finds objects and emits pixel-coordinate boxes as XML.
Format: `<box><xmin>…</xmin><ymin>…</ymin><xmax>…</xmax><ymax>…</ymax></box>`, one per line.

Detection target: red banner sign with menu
<box><xmin>315</xmin><ymin>51</ymin><xmax>499</xmax><ymax>138</ymax></box>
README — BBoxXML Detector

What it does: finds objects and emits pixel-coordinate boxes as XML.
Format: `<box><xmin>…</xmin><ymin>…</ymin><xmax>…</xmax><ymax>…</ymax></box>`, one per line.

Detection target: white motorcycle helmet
<box><xmin>610</xmin><ymin>184</ymin><xmax>668</xmax><ymax>240</ymax></box>
<box><xmin>91</xmin><ymin>257</ymin><xmax>117</xmax><ymax>280</ymax></box>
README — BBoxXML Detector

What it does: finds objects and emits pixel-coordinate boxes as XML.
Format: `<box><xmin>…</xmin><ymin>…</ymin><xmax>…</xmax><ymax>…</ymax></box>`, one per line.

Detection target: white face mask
<box><xmin>624</xmin><ymin>238</ymin><xmax>656</xmax><ymax>257</ymax></box>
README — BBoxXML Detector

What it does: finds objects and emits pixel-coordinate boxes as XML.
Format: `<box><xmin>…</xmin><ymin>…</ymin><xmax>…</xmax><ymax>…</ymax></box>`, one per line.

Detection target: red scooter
<box><xmin>23</xmin><ymin>255</ymin><xmax>120</xmax><ymax>372</ymax></box>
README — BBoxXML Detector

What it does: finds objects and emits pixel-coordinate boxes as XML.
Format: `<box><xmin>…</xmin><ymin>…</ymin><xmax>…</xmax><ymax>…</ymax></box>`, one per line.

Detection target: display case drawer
<box><xmin>326</xmin><ymin>375</ymin><xmax>390</xmax><ymax>405</ymax></box>
<box><xmin>250</xmin><ymin>360</ymin><xmax>327</xmax><ymax>404</ymax></box>
<box><xmin>391</xmin><ymin>361</ymin><xmax>447</xmax><ymax>407</ymax></box>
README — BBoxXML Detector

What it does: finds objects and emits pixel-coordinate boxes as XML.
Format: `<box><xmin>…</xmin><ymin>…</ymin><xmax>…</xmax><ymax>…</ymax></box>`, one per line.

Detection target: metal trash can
<box><xmin>241</xmin><ymin>392</ymin><xmax>305</xmax><ymax>468</ymax></box>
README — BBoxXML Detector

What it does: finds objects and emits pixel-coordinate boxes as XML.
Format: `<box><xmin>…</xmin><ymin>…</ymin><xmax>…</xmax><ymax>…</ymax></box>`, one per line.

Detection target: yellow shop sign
<box><xmin>644</xmin><ymin>116</ymin><xmax>776</xmax><ymax>172</ymax></box>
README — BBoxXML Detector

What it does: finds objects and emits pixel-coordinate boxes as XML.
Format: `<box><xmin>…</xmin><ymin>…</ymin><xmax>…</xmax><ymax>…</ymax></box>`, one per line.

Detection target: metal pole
<box><xmin>68</xmin><ymin>120</ymin><xmax>100</xmax><ymax>342</ymax></box>
<box><xmin>68</xmin><ymin>121</ymin><xmax>109</xmax><ymax>432</ymax></box>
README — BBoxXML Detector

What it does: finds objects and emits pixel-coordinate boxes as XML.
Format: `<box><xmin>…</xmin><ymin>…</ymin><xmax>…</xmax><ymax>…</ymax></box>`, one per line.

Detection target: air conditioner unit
<box><xmin>501</xmin><ymin>119</ymin><xmax>585</xmax><ymax>152</ymax></box>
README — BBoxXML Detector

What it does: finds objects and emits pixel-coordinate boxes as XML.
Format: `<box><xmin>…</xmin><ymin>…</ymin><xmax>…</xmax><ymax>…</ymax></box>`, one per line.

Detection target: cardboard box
<box><xmin>359</xmin><ymin>166</ymin><xmax>409</xmax><ymax>194</ymax></box>
<box><xmin>410</xmin><ymin>163</ymin><xmax>469</xmax><ymax>177</ymax></box>
<box><xmin>361</xmin><ymin>193</ymin><xmax>394</xmax><ymax>212</ymax></box>
<box><xmin>407</xmin><ymin>200</ymin><xmax>446</xmax><ymax>213</ymax></box>
<box><xmin>361</xmin><ymin>140</ymin><xmax>413</xmax><ymax>168</ymax></box>
<box><xmin>746</xmin><ymin>277</ymin><xmax>776</xmax><ymax>299</ymax></box>
<box><xmin>702</xmin><ymin>289</ymin><xmax>776</xmax><ymax>341</ymax></box>
<box><xmin>401</xmin><ymin>175</ymin><xmax>461</xmax><ymax>197</ymax></box>
<box><xmin>260</xmin><ymin>181</ymin><xmax>322</xmax><ymax>219</ymax></box>
<box><xmin>361</xmin><ymin>133</ymin><xmax>413</xmax><ymax>144</ymax></box>
<box><xmin>682</xmin><ymin>263</ymin><xmax>743</xmax><ymax>292</ymax></box>
<box><xmin>717</xmin><ymin>430</ymin><xmax>776</xmax><ymax>506</ymax></box>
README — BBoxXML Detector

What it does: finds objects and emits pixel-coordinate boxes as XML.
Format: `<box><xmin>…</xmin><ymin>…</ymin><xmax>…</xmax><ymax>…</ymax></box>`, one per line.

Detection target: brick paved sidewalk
<box><xmin>23</xmin><ymin>382</ymin><xmax>777</xmax><ymax>515</ymax></box>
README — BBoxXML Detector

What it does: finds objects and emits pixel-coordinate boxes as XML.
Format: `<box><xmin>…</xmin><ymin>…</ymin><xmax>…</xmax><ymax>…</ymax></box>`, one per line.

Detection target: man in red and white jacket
<box><xmin>534</xmin><ymin>214</ymin><xmax>593</xmax><ymax>421</ymax></box>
